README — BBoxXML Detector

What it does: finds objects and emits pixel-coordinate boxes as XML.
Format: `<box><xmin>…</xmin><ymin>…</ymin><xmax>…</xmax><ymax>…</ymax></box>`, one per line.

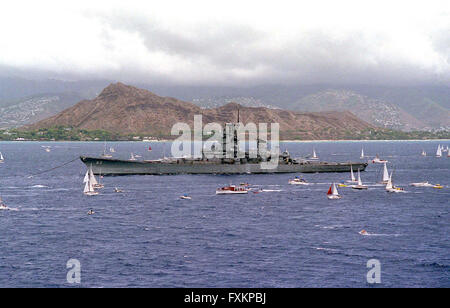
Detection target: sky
<box><xmin>0</xmin><ymin>0</ymin><xmax>449</xmax><ymax>86</ymax></box>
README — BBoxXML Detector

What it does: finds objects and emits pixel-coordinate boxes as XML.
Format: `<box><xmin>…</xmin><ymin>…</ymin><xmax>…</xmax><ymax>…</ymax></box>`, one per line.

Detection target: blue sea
<box><xmin>0</xmin><ymin>140</ymin><xmax>448</xmax><ymax>287</ymax></box>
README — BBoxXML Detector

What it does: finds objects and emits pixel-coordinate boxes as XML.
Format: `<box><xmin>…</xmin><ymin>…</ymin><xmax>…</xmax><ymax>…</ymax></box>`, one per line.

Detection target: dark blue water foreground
<box><xmin>0</xmin><ymin>141</ymin><xmax>448</xmax><ymax>287</ymax></box>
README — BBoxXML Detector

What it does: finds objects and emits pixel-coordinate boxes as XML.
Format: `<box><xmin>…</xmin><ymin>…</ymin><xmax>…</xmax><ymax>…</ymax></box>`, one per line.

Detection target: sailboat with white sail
<box><xmin>386</xmin><ymin>172</ymin><xmax>406</xmax><ymax>193</ymax></box>
<box><xmin>130</xmin><ymin>153</ymin><xmax>137</xmax><ymax>161</ymax></box>
<box><xmin>346</xmin><ymin>165</ymin><xmax>357</xmax><ymax>183</ymax></box>
<box><xmin>436</xmin><ymin>145</ymin><xmax>442</xmax><ymax>157</ymax></box>
<box><xmin>0</xmin><ymin>152</ymin><xmax>4</xmax><ymax>163</ymax></box>
<box><xmin>379</xmin><ymin>162</ymin><xmax>390</xmax><ymax>184</ymax></box>
<box><xmin>83</xmin><ymin>167</ymin><xmax>99</xmax><ymax>196</ymax></box>
<box><xmin>351</xmin><ymin>169</ymin><xmax>368</xmax><ymax>190</ymax></box>
<box><xmin>327</xmin><ymin>183</ymin><xmax>342</xmax><ymax>200</ymax></box>
<box><xmin>102</xmin><ymin>141</ymin><xmax>113</xmax><ymax>158</ymax></box>
<box><xmin>310</xmin><ymin>148</ymin><xmax>318</xmax><ymax>160</ymax></box>
<box><xmin>360</xmin><ymin>148</ymin><xmax>365</xmax><ymax>159</ymax></box>
<box><xmin>421</xmin><ymin>149</ymin><xmax>427</xmax><ymax>156</ymax></box>
<box><xmin>92</xmin><ymin>167</ymin><xmax>104</xmax><ymax>189</ymax></box>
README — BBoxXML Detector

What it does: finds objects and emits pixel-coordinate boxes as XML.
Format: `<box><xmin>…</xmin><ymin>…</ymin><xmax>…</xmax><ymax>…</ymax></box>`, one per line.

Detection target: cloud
<box><xmin>0</xmin><ymin>0</ymin><xmax>449</xmax><ymax>86</ymax></box>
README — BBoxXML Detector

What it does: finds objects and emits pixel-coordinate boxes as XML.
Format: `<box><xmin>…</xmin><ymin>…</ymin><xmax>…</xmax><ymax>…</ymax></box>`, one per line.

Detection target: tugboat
<box><xmin>216</xmin><ymin>185</ymin><xmax>249</xmax><ymax>195</ymax></box>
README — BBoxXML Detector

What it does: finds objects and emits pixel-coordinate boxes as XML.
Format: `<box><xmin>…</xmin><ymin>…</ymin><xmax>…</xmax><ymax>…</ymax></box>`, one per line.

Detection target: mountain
<box><xmin>0</xmin><ymin>92</ymin><xmax>86</xmax><ymax>129</ymax></box>
<box><xmin>285</xmin><ymin>89</ymin><xmax>423</xmax><ymax>131</ymax></box>
<box><xmin>26</xmin><ymin>83</ymin><xmax>376</xmax><ymax>140</ymax></box>
<box><xmin>132</xmin><ymin>83</ymin><xmax>450</xmax><ymax>131</ymax></box>
<box><xmin>3</xmin><ymin>77</ymin><xmax>448</xmax><ymax>131</ymax></box>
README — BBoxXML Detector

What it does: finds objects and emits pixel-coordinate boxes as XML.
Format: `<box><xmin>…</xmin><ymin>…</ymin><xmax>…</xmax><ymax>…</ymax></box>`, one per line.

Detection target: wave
<box><xmin>31</xmin><ymin>185</ymin><xmax>49</xmax><ymax>188</ymax></box>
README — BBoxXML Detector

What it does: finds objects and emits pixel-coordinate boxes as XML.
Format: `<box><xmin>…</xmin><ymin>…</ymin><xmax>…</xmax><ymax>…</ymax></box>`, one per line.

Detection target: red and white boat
<box><xmin>216</xmin><ymin>185</ymin><xmax>249</xmax><ymax>195</ymax></box>
<box><xmin>327</xmin><ymin>183</ymin><xmax>342</xmax><ymax>200</ymax></box>
<box><xmin>372</xmin><ymin>155</ymin><xmax>388</xmax><ymax>164</ymax></box>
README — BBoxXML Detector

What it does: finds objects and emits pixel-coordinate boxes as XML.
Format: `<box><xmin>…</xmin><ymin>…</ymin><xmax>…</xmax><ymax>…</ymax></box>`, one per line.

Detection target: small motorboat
<box><xmin>327</xmin><ymin>183</ymin><xmax>342</xmax><ymax>200</ymax></box>
<box><xmin>410</xmin><ymin>182</ymin><xmax>434</xmax><ymax>187</ymax></box>
<box><xmin>114</xmin><ymin>187</ymin><xmax>123</xmax><ymax>193</ymax></box>
<box><xmin>288</xmin><ymin>177</ymin><xmax>309</xmax><ymax>185</ymax></box>
<box><xmin>372</xmin><ymin>155</ymin><xmax>388</xmax><ymax>164</ymax></box>
<box><xmin>87</xmin><ymin>210</ymin><xmax>95</xmax><ymax>215</ymax></box>
<box><xmin>338</xmin><ymin>183</ymin><xmax>348</xmax><ymax>187</ymax></box>
<box><xmin>0</xmin><ymin>197</ymin><xmax>8</xmax><ymax>210</ymax></box>
<box><xmin>432</xmin><ymin>184</ymin><xmax>443</xmax><ymax>189</ymax></box>
<box><xmin>180</xmin><ymin>194</ymin><xmax>192</xmax><ymax>200</ymax></box>
<box><xmin>216</xmin><ymin>185</ymin><xmax>249</xmax><ymax>195</ymax></box>
<box><xmin>359</xmin><ymin>229</ymin><xmax>369</xmax><ymax>235</ymax></box>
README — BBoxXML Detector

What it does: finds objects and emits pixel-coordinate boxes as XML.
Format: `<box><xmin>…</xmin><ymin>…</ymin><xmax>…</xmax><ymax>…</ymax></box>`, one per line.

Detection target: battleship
<box><xmin>80</xmin><ymin>117</ymin><xmax>368</xmax><ymax>175</ymax></box>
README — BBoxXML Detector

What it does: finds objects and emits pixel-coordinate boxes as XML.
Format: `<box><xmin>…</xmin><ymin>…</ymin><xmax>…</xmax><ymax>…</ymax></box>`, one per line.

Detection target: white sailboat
<box><xmin>421</xmin><ymin>149</ymin><xmax>427</xmax><ymax>156</ymax></box>
<box><xmin>386</xmin><ymin>172</ymin><xmax>406</xmax><ymax>193</ymax></box>
<box><xmin>101</xmin><ymin>141</ymin><xmax>113</xmax><ymax>158</ymax></box>
<box><xmin>346</xmin><ymin>165</ymin><xmax>357</xmax><ymax>183</ymax></box>
<box><xmin>109</xmin><ymin>147</ymin><xmax>116</xmax><ymax>153</ymax></box>
<box><xmin>0</xmin><ymin>152</ymin><xmax>4</xmax><ymax>163</ymax></box>
<box><xmin>436</xmin><ymin>145</ymin><xmax>442</xmax><ymax>157</ymax></box>
<box><xmin>91</xmin><ymin>167</ymin><xmax>104</xmax><ymax>189</ymax></box>
<box><xmin>327</xmin><ymin>183</ymin><xmax>342</xmax><ymax>200</ymax></box>
<box><xmin>360</xmin><ymin>148</ymin><xmax>365</xmax><ymax>159</ymax></box>
<box><xmin>379</xmin><ymin>162</ymin><xmax>390</xmax><ymax>184</ymax></box>
<box><xmin>83</xmin><ymin>168</ymin><xmax>99</xmax><ymax>196</ymax></box>
<box><xmin>310</xmin><ymin>148</ymin><xmax>318</xmax><ymax>160</ymax></box>
<box><xmin>130</xmin><ymin>153</ymin><xmax>137</xmax><ymax>161</ymax></box>
<box><xmin>352</xmin><ymin>169</ymin><xmax>368</xmax><ymax>190</ymax></box>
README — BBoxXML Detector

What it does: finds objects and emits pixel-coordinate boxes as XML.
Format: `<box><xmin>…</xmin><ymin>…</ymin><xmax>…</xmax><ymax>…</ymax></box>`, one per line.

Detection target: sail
<box><xmin>382</xmin><ymin>162</ymin><xmax>389</xmax><ymax>182</ymax></box>
<box><xmin>350</xmin><ymin>165</ymin><xmax>356</xmax><ymax>181</ymax></box>
<box><xmin>327</xmin><ymin>186</ymin><xmax>332</xmax><ymax>195</ymax></box>
<box><xmin>357</xmin><ymin>169</ymin><xmax>362</xmax><ymax>186</ymax></box>
<box><xmin>83</xmin><ymin>170</ymin><xmax>89</xmax><ymax>183</ymax></box>
<box><xmin>332</xmin><ymin>183</ymin><xmax>339</xmax><ymax>195</ymax></box>
<box><xmin>361</xmin><ymin>148</ymin><xmax>364</xmax><ymax>158</ymax></box>
<box><xmin>84</xmin><ymin>181</ymin><xmax>90</xmax><ymax>193</ymax></box>
<box><xmin>436</xmin><ymin>145</ymin><xmax>442</xmax><ymax>156</ymax></box>
<box><xmin>89</xmin><ymin>166</ymin><xmax>98</xmax><ymax>185</ymax></box>
<box><xmin>386</xmin><ymin>173</ymin><xmax>393</xmax><ymax>190</ymax></box>
<box><xmin>0</xmin><ymin>152</ymin><xmax>3</xmax><ymax>160</ymax></box>
<box><xmin>312</xmin><ymin>149</ymin><xmax>317</xmax><ymax>158</ymax></box>
<box><xmin>148</xmin><ymin>146</ymin><xmax>152</xmax><ymax>151</ymax></box>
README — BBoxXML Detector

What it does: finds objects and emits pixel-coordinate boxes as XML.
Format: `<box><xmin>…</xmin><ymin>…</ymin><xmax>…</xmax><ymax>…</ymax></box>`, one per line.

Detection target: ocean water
<box><xmin>0</xmin><ymin>140</ymin><xmax>448</xmax><ymax>288</ymax></box>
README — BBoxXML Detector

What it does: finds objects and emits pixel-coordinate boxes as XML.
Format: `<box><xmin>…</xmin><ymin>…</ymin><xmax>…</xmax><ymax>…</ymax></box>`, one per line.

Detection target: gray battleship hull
<box><xmin>80</xmin><ymin>156</ymin><xmax>368</xmax><ymax>175</ymax></box>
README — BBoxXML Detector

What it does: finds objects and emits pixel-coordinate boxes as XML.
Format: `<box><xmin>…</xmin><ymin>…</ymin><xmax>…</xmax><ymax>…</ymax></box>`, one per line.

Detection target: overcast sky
<box><xmin>0</xmin><ymin>0</ymin><xmax>449</xmax><ymax>86</ymax></box>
